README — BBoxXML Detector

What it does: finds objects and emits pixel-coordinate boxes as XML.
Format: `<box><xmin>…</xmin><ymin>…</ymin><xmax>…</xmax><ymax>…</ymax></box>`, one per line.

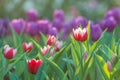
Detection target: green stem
<box><xmin>79</xmin><ymin>42</ymin><xmax>83</xmax><ymax>79</ymax></box>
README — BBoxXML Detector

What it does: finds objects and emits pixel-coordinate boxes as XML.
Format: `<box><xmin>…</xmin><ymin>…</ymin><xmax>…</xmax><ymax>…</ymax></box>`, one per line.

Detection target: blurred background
<box><xmin>0</xmin><ymin>0</ymin><xmax>120</xmax><ymax>22</ymax></box>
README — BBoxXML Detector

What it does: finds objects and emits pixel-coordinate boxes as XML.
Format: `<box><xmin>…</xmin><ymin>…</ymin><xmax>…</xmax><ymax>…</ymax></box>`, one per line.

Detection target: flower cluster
<box><xmin>0</xmin><ymin>8</ymin><xmax>120</xmax><ymax>41</ymax></box>
<box><xmin>40</xmin><ymin>35</ymin><xmax>63</xmax><ymax>56</ymax></box>
<box><xmin>3</xmin><ymin>42</ymin><xmax>43</xmax><ymax>75</ymax></box>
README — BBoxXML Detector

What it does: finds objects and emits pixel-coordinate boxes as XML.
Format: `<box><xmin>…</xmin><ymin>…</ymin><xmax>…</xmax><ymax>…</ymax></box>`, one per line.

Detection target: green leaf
<box><xmin>96</xmin><ymin>54</ymin><xmax>110</xmax><ymax>80</ymax></box>
<box><xmin>9</xmin><ymin>72</ymin><xmax>19</xmax><ymax>80</ymax></box>
<box><xmin>44</xmin><ymin>57</ymin><xmax>67</xmax><ymax>80</ymax></box>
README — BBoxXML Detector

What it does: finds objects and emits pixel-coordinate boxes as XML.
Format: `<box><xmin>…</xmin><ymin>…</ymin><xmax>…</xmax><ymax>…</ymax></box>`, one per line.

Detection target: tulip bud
<box><xmin>84</xmin><ymin>53</ymin><xmax>88</xmax><ymax>61</ymax></box>
<box><xmin>22</xmin><ymin>42</ymin><xmax>33</xmax><ymax>52</ymax></box>
<box><xmin>4</xmin><ymin>45</ymin><xmax>17</xmax><ymax>59</ymax></box>
<box><xmin>47</xmin><ymin>35</ymin><xmax>56</xmax><ymax>46</ymax></box>
<box><xmin>53</xmin><ymin>10</ymin><xmax>65</xmax><ymax>22</ymax></box>
<box><xmin>55</xmin><ymin>40</ymin><xmax>63</xmax><ymax>52</ymax></box>
<box><xmin>112</xmin><ymin>54</ymin><xmax>117</xmax><ymax>64</ymax></box>
<box><xmin>73</xmin><ymin>27</ymin><xmax>88</xmax><ymax>42</ymax></box>
<box><xmin>37</xmin><ymin>20</ymin><xmax>49</xmax><ymax>34</ymax></box>
<box><xmin>107</xmin><ymin>60</ymin><xmax>112</xmax><ymax>72</ymax></box>
<box><xmin>91</xmin><ymin>24</ymin><xmax>102</xmax><ymax>41</ymax></box>
<box><xmin>105</xmin><ymin>8</ymin><xmax>120</xmax><ymax>24</ymax></box>
<box><xmin>11</xmin><ymin>18</ymin><xmax>25</xmax><ymax>34</ymax></box>
<box><xmin>26</xmin><ymin>22</ymin><xmax>39</xmax><ymax>36</ymax></box>
<box><xmin>27</xmin><ymin>59</ymin><xmax>43</xmax><ymax>74</ymax></box>
<box><xmin>40</xmin><ymin>45</ymin><xmax>50</xmax><ymax>56</ymax></box>
<box><xmin>49</xmin><ymin>48</ymin><xmax>54</xmax><ymax>56</ymax></box>
<box><xmin>26</xmin><ymin>10</ymin><xmax>38</xmax><ymax>22</ymax></box>
<box><xmin>75</xmin><ymin>16</ymin><xmax>88</xmax><ymax>28</ymax></box>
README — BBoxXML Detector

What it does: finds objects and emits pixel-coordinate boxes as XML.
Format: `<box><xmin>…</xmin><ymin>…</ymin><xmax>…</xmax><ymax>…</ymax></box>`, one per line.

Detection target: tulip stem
<box><xmin>79</xmin><ymin>42</ymin><xmax>83</xmax><ymax>79</ymax></box>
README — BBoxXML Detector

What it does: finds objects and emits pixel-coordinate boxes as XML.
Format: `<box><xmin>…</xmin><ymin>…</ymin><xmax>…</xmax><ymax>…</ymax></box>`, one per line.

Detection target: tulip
<box><xmin>84</xmin><ymin>53</ymin><xmax>88</xmax><ymax>61</ymax></box>
<box><xmin>11</xmin><ymin>18</ymin><xmax>25</xmax><ymax>34</ymax></box>
<box><xmin>0</xmin><ymin>19</ymin><xmax>5</xmax><ymax>37</ymax></box>
<box><xmin>53</xmin><ymin>10</ymin><xmax>65</xmax><ymax>22</ymax></box>
<box><xmin>26</xmin><ymin>10</ymin><xmax>39</xmax><ymax>22</ymax></box>
<box><xmin>91</xmin><ymin>24</ymin><xmax>102</xmax><ymax>41</ymax></box>
<box><xmin>52</xmin><ymin>19</ymin><xmax>63</xmax><ymax>31</ymax></box>
<box><xmin>47</xmin><ymin>35</ymin><xmax>56</xmax><ymax>46</ymax></box>
<box><xmin>37</xmin><ymin>20</ymin><xmax>49</xmax><ymax>34</ymax></box>
<box><xmin>49</xmin><ymin>48</ymin><xmax>54</xmax><ymax>56</ymax></box>
<box><xmin>55</xmin><ymin>40</ymin><xmax>63</xmax><ymax>52</ymax></box>
<box><xmin>27</xmin><ymin>59</ymin><xmax>43</xmax><ymax>74</ymax></box>
<box><xmin>26</xmin><ymin>22</ymin><xmax>39</xmax><ymax>36</ymax></box>
<box><xmin>48</xmin><ymin>26</ymin><xmax>58</xmax><ymax>36</ymax></box>
<box><xmin>40</xmin><ymin>45</ymin><xmax>50</xmax><ymax>56</ymax></box>
<box><xmin>112</xmin><ymin>54</ymin><xmax>117</xmax><ymax>64</ymax></box>
<box><xmin>107</xmin><ymin>60</ymin><xmax>112</xmax><ymax>72</ymax></box>
<box><xmin>105</xmin><ymin>8</ymin><xmax>120</xmax><ymax>24</ymax></box>
<box><xmin>75</xmin><ymin>16</ymin><xmax>88</xmax><ymax>28</ymax></box>
<box><xmin>73</xmin><ymin>27</ymin><xmax>88</xmax><ymax>42</ymax></box>
<box><xmin>22</xmin><ymin>42</ymin><xmax>33</xmax><ymax>52</ymax></box>
<box><xmin>4</xmin><ymin>45</ymin><xmax>17</xmax><ymax>59</ymax></box>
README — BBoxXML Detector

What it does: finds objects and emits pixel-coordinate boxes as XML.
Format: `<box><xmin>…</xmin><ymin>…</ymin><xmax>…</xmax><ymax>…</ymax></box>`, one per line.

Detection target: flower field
<box><xmin>0</xmin><ymin>1</ymin><xmax>120</xmax><ymax>80</ymax></box>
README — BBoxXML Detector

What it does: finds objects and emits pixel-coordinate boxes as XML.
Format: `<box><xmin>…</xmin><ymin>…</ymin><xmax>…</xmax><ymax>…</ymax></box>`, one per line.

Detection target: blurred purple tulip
<box><xmin>26</xmin><ymin>10</ymin><xmax>39</xmax><ymax>22</ymax></box>
<box><xmin>63</xmin><ymin>23</ymin><xmax>72</xmax><ymax>34</ymax></box>
<box><xmin>100</xmin><ymin>17</ymin><xmax>117</xmax><ymax>32</ymax></box>
<box><xmin>52</xmin><ymin>19</ymin><xmax>63</xmax><ymax>31</ymax></box>
<box><xmin>70</xmin><ymin>16</ymin><xmax>88</xmax><ymax>29</ymax></box>
<box><xmin>105</xmin><ymin>8</ymin><xmax>120</xmax><ymax>24</ymax></box>
<box><xmin>37</xmin><ymin>20</ymin><xmax>49</xmax><ymax>34</ymax></box>
<box><xmin>26</xmin><ymin>22</ymin><xmax>39</xmax><ymax>36</ymax></box>
<box><xmin>48</xmin><ymin>25</ymin><xmax>58</xmax><ymax>36</ymax></box>
<box><xmin>11</xmin><ymin>18</ymin><xmax>25</xmax><ymax>34</ymax></box>
<box><xmin>0</xmin><ymin>19</ymin><xmax>5</xmax><ymax>37</ymax></box>
<box><xmin>53</xmin><ymin>10</ymin><xmax>65</xmax><ymax>22</ymax></box>
<box><xmin>91</xmin><ymin>24</ymin><xmax>102</xmax><ymax>41</ymax></box>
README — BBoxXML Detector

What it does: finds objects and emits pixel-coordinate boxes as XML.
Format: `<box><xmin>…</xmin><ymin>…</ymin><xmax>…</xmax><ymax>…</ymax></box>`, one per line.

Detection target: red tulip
<box><xmin>40</xmin><ymin>45</ymin><xmax>50</xmax><ymax>56</ymax></box>
<box><xmin>55</xmin><ymin>40</ymin><xmax>63</xmax><ymax>52</ymax></box>
<box><xmin>22</xmin><ymin>42</ymin><xmax>33</xmax><ymax>52</ymax></box>
<box><xmin>73</xmin><ymin>27</ymin><xmax>88</xmax><ymax>42</ymax></box>
<box><xmin>27</xmin><ymin>59</ymin><xmax>43</xmax><ymax>74</ymax></box>
<box><xmin>4</xmin><ymin>45</ymin><xmax>17</xmax><ymax>59</ymax></box>
<box><xmin>47</xmin><ymin>35</ymin><xmax>56</xmax><ymax>46</ymax></box>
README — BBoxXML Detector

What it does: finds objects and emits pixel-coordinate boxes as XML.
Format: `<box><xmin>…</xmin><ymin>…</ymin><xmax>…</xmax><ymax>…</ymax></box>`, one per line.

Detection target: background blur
<box><xmin>0</xmin><ymin>0</ymin><xmax>120</xmax><ymax>21</ymax></box>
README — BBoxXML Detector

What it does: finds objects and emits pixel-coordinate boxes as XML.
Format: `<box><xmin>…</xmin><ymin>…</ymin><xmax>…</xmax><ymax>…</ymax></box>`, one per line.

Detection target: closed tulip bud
<box><xmin>22</xmin><ymin>42</ymin><xmax>33</xmax><ymax>52</ymax></box>
<box><xmin>40</xmin><ymin>45</ymin><xmax>50</xmax><ymax>56</ymax></box>
<box><xmin>27</xmin><ymin>59</ymin><xmax>43</xmax><ymax>74</ymax></box>
<box><xmin>75</xmin><ymin>16</ymin><xmax>88</xmax><ymax>28</ymax></box>
<box><xmin>47</xmin><ymin>35</ymin><xmax>56</xmax><ymax>46</ymax></box>
<box><xmin>26</xmin><ymin>22</ymin><xmax>39</xmax><ymax>36</ymax></box>
<box><xmin>53</xmin><ymin>10</ymin><xmax>65</xmax><ymax>22</ymax></box>
<box><xmin>55</xmin><ymin>40</ymin><xmax>63</xmax><ymax>52</ymax></box>
<box><xmin>73</xmin><ymin>27</ymin><xmax>88</xmax><ymax>42</ymax></box>
<box><xmin>52</xmin><ymin>19</ymin><xmax>63</xmax><ymax>31</ymax></box>
<box><xmin>48</xmin><ymin>26</ymin><xmax>58</xmax><ymax>36</ymax></box>
<box><xmin>112</xmin><ymin>54</ymin><xmax>117</xmax><ymax>64</ymax></box>
<box><xmin>105</xmin><ymin>8</ymin><xmax>120</xmax><ymax>24</ymax></box>
<box><xmin>4</xmin><ymin>45</ymin><xmax>17</xmax><ymax>59</ymax></box>
<box><xmin>26</xmin><ymin>10</ymin><xmax>38</xmax><ymax>22</ymax></box>
<box><xmin>91</xmin><ymin>24</ymin><xmax>102</xmax><ymax>41</ymax></box>
<box><xmin>11</xmin><ymin>18</ymin><xmax>25</xmax><ymax>34</ymax></box>
<box><xmin>100</xmin><ymin>17</ymin><xmax>117</xmax><ymax>32</ymax></box>
<box><xmin>107</xmin><ymin>60</ymin><xmax>112</xmax><ymax>72</ymax></box>
<box><xmin>49</xmin><ymin>48</ymin><xmax>54</xmax><ymax>56</ymax></box>
<box><xmin>84</xmin><ymin>53</ymin><xmax>88</xmax><ymax>61</ymax></box>
<box><xmin>37</xmin><ymin>20</ymin><xmax>49</xmax><ymax>34</ymax></box>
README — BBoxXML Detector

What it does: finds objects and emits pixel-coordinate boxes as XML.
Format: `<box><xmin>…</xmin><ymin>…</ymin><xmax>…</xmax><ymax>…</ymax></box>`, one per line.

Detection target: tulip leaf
<box><xmin>96</xmin><ymin>54</ymin><xmax>110</xmax><ymax>80</ymax></box>
<box><xmin>9</xmin><ymin>72</ymin><xmax>19</xmax><ymax>80</ymax></box>
<box><xmin>44</xmin><ymin>57</ymin><xmax>67</xmax><ymax>80</ymax></box>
